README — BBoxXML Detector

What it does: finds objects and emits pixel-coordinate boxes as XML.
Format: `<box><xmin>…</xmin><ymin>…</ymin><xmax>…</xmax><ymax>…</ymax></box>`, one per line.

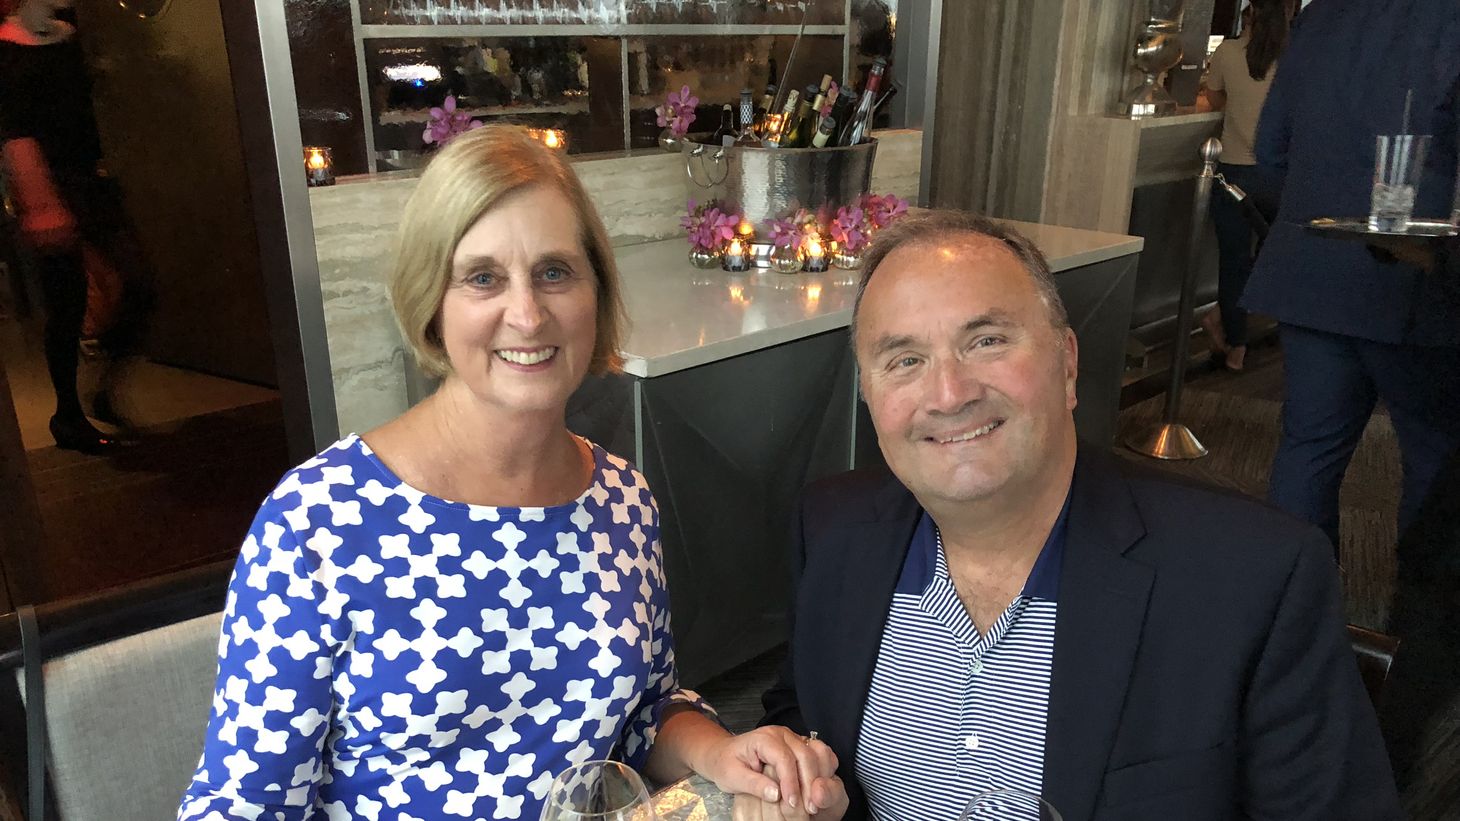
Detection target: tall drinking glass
<box><xmin>1370</xmin><ymin>134</ymin><xmax>1431</xmax><ymax>232</ymax></box>
<box><xmin>540</xmin><ymin>761</ymin><xmax>657</xmax><ymax>821</ymax></box>
<box><xmin>959</xmin><ymin>788</ymin><xmax>1062</xmax><ymax>821</ymax></box>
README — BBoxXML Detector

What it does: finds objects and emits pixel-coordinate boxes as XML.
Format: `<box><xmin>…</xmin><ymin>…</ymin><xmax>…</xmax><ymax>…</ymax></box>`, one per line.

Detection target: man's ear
<box><xmin>1063</xmin><ymin>327</ymin><xmax>1079</xmax><ymax>411</ymax></box>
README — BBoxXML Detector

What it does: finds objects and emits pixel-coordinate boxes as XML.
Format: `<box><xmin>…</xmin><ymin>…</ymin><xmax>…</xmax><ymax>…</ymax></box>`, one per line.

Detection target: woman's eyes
<box><xmin>463</xmin><ymin>265</ymin><xmax>576</xmax><ymax>288</ymax></box>
<box><xmin>538</xmin><ymin>265</ymin><xmax>574</xmax><ymax>284</ymax></box>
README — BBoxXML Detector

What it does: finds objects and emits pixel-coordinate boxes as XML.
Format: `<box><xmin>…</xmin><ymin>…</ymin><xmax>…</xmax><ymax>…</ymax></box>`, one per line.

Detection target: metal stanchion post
<box><xmin>1127</xmin><ymin>137</ymin><xmax>1223</xmax><ymax>460</ymax></box>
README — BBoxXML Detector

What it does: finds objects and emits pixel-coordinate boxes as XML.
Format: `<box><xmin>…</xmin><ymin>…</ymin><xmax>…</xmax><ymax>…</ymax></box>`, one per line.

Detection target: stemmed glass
<box><xmin>958</xmin><ymin>788</ymin><xmax>1062</xmax><ymax>821</ymax></box>
<box><xmin>539</xmin><ymin>761</ymin><xmax>658</xmax><ymax>821</ymax></box>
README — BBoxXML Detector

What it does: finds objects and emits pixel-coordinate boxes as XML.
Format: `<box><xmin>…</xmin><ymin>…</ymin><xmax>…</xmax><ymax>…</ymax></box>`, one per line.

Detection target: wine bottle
<box><xmin>811</xmin><ymin>115</ymin><xmax>837</xmax><ymax>148</ymax></box>
<box><xmin>755</xmin><ymin>84</ymin><xmax>776</xmax><ymax>134</ymax></box>
<box><xmin>841</xmin><ymin>57</ymin><xmax>887</xmax><ymax>147</ymax></box>
<box><xmin>827</xmin><ymin>80</ymin><xmax>856</xmax><ymax>146</ymax></box>
<box><xmin>710</xmin><ymin>103</ymin><xmax>735</xmax><ymax>147</ymax></box>
<box><xmin>821</xmin><ymin>81</ymin><xmax>842</xmax><ymax>118</ymax></box>
<box><xmin>784</xmin><ymin>84</ymin><xmax>819</xmax><ymax>148</ymax></box>
<box><xmin>764</xmin><ymin>89</ymin><xmax>800</xmax><ymax>148</ymax></box>
<box><xmin>734</xmin><ymin>88</ymin><xmax>762</xmax><ymax>145</ymax></box>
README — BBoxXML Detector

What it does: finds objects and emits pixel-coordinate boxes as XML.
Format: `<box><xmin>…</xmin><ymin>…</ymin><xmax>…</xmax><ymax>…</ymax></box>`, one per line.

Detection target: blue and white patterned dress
<box><xmin>179</xmin><ymin>434</ymin><xmax>705</xmax><ymax>820</ymax></box>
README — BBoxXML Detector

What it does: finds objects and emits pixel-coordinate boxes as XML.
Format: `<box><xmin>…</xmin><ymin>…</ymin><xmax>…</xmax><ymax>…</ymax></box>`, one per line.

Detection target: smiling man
<box><xmin>755</xmin><ymin>211</ymin><xmax>1400</xmax><ymax>820</ymax></box>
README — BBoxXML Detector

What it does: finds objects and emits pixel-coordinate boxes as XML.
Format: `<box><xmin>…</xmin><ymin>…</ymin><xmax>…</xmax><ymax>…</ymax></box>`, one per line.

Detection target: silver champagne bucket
<box><xmin>682</xmin><ymin>139</ymin><xmax>878</xmax><ymax>224</ymax></box>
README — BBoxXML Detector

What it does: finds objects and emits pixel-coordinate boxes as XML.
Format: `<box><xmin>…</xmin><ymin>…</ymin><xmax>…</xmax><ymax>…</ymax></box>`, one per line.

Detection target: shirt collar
<box><xmin>894</xmin><ymin>490</ymin><xmax>1072</xmax><ymax>602</ymax></box>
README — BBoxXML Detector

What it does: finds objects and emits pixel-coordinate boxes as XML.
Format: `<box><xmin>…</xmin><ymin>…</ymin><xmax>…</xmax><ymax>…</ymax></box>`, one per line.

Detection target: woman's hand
<box><xmin>731</xmin><ymin>762</ymin><xmax>849</xmax><ymax>820</ymax></box>
<box><xmin>697</xmin><ymin>726</ymin><xmax>847</xmax><ymax>817</ymax></box>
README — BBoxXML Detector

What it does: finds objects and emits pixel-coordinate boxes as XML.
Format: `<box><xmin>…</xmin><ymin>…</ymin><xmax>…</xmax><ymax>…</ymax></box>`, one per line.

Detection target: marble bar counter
<box><xmin>567</xmin><ymin>220</ymin><xmax>1142</xmax><ymax>686</ymax></box>
<box><xmin>613</xmin><ymin>220</ymin><xmax>1144</xmax><ymax>378</ymax></box>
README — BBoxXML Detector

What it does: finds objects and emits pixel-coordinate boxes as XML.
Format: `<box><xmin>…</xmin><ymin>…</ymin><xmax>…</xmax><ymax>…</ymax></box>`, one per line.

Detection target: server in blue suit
<box><xmin>739</xmin><ymin>211</ymin><xmax>1398</xmax><ymax>820</ymax></box>
<box><xmin>1244</xmin><ymin>0</ymin><xmax>1460</xmax><ymax>551</ymax></box>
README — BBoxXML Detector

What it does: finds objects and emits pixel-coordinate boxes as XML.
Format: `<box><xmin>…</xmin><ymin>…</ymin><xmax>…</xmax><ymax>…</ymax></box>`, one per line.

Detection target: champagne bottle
<box><xmin>710</xmin><ymin>103</ymin><xmax>734</xmax><ymax>147</ymax></box>
<box><xmin>734</xmin><ymin>88</ymin><xmax>761</xmax><ymax>145</ymax></box>
<box><xmin>764</xmin><ymin>89</ymin><xmax>800</xmax><ymax>148</ymax></box>
<box><xmin>841</xmin><ymin>57</ymin><xmax>888</xmax><ymax>147</ymax></box>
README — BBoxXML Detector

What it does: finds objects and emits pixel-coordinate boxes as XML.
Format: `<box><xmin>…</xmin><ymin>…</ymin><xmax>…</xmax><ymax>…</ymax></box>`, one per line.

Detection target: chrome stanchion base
<box><xmin>1126</xmin><ymin>423</ymin><xmax>1209</xmax><ymax>460</ymax></box>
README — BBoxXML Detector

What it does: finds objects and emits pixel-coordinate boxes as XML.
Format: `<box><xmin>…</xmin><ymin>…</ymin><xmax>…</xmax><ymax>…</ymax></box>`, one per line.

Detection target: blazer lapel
<box><xmin>1042</xmin><ymin>451</ymin><xmax>1154</xmax><ymax>821</ymax></box>
<box><xmin>811</xmin><ymin>476</ymin><xmax>921</xmax><ymax>771</ymax></box>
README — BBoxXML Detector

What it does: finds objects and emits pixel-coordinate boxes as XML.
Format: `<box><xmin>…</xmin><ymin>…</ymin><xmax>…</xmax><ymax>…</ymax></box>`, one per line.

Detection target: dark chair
<box><xmin>0</xmin><ymin>561</ymin><xmax>231</xmax><ymax>821</ymax></box>
<box><xmin>1348</xmin><ymin>624</ymin><xmax>1400</xmax><ymax>709</ymax></box>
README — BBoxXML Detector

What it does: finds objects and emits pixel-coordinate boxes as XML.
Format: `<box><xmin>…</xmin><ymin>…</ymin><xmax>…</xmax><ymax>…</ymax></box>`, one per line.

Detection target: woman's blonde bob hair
<box><xmin>389</xmin><ymin>124</ymin><xmax>626</xmax><ymax>379</ymax></box>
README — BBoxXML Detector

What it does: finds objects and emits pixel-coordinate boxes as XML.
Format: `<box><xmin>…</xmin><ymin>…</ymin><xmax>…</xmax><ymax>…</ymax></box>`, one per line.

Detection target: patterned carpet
<box><xmin>699</xmin><ymin>341</ymin><xmax>1460</xmax><ymax>818</ymax></box>
<box><xmin>1115</xmin><ymin>345</ymin><xmax>1400</xmax><ymax>630</ymax></box>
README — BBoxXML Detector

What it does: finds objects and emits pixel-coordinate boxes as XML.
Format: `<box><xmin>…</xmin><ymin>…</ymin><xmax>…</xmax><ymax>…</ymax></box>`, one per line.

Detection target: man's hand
<box><xmin>697</xmin><ymin>726</ymin><xmax>847</xmax><ymax>817</ymax></box>
<box><xmin>731</xmin><ymin>762</ymin><xmax>849</xmax><ymax>820</ymax></box>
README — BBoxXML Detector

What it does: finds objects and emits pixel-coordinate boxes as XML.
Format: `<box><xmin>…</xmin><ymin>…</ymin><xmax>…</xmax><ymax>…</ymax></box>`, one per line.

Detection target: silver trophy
<box><xmin>1121</xmin><ymin>16</ymin><xmax>1185</xmax><ymax>118</ymax></box>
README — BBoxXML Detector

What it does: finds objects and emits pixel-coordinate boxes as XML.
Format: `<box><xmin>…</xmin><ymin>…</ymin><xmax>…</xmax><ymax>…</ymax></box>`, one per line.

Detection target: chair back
<box><xmin>1348</xmin><ymin>624</ymin><xmax>1400</xmax><ymax>708</ymax></box>
<box><xmin>15</xmin><ymin>613</ymin><xmax>220</xmax><ymax>820</ymax></box>
<box><xmin>0</xmin><ymin>563</ymin><xmax>230</xmax><ymax>821</ymax></box>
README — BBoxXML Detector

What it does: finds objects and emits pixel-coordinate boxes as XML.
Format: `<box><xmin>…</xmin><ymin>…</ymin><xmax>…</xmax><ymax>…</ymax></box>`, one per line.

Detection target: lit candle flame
<box><xmin>737</xmin><ymin>220</ymin><xmax>754</xmax><ymax>238</ymax></box>
<box><xmin>727</xmin><ymin>237</ymin><xmax>744</xmax><ymax>256</ymax></box>
<box><xmin>543</xmin><ymin>129</ymin><xmax>563</xmax><ymax>150</ymax></box>
<box><xmin>805</xmin><ymin>236</ymin><xmax>825</xmax><ymax>258</ymax></box>
<box><xmin>306</xmin><ymin>149</ymin><xmax>327</xmax><ymax>170</ymax></box>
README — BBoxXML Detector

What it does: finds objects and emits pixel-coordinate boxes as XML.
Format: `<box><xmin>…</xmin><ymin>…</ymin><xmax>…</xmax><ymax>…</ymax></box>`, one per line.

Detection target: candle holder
<box><xmin>769</xmin><ymin>242</ymin><xmax>804</xmax><ymax>274</ymax></box>
<box><xmin>689</xmin><ymin>247</ymin><xmax>720</xmax><ymax>269</ymax></box>
<box><xmin>303</xmin><ymin>146</ymin><xmax>335</xmax><ymax>187</ymax></box>
<box><xmin>721</xmin><ymin>238</ymin><xmax>753</xmax><ymax>272</ymax></box>
<box><xmin>802</xmin><ymin>235</ymin><xmax>829</xmax><ymax>273</ymax></box>
<box><xmin>832</xmin><ymin>248</ymin><xmax>863</xmax><ymax>270</ymax></box>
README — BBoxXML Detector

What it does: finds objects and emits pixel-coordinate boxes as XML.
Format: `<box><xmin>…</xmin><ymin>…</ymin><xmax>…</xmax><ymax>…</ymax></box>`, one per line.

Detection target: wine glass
<box><xmin>958</xmin><ymin>788</ymin><xmax>1062</xmax><ymax>821</ymax></box>
<box><xmin>539</xmin><ymin>760</ymin><xmax>658</xmax><ymax>821</ymax></box>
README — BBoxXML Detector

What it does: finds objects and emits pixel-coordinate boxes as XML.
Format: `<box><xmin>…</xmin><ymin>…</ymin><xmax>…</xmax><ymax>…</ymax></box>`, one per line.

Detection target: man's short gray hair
<box><xmin>851</xmin><ymin>210</ymin><xmax>1070</xmax><ymax>340</ymax></box>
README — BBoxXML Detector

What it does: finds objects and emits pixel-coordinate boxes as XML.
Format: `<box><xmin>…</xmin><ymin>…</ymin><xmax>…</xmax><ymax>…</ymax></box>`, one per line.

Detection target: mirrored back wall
<box><xmin>284</xmin><ymin>0</ymin><xmax>899</xmax><ymax>175</ymax></box>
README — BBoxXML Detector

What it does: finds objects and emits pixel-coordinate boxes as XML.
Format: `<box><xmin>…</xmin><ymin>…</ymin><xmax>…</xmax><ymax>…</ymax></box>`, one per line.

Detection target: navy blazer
<box><xmin>761</xmin><ymin>449</ymin><xmax>1400</xmax><ymax>820</ymax></box>
<box><xmin>1244</xmin><ymin>0</ymin><xmax>1460</xmax><ymax>347</ymax></box>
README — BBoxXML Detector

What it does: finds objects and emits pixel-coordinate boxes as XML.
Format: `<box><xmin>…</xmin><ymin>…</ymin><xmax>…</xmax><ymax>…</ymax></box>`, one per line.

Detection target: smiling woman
<box><xmin>177</xmin><ymin>123</ymin><xmax>843</xmax><ymax>821</ymax></box>
<box><xmin>390</xmin><ymin>124</ymin><xmax>626</xmax><ymax>381</ymax></box>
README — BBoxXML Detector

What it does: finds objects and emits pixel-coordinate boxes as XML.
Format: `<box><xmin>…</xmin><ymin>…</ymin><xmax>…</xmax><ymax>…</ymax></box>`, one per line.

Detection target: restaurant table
<box><xmin>653</xmin><ymin>773</ymin><xmax>735</xmax><ymax>819</ymax></box>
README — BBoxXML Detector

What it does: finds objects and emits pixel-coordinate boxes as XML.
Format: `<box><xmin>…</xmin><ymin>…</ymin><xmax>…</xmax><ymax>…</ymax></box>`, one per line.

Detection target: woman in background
<box><xmin>0</xmin><ymin>0</ymin><xmax>151</xmax><ymax>450</ymax></box>
<box><xmin>1200</xmin><ymin>0</ymin><xmax>1289</xmax><ymax>371</ymax></box>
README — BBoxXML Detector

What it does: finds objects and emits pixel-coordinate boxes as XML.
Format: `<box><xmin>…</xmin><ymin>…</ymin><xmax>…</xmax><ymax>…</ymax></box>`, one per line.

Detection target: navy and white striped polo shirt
<box><xmin>854</xmin><ymin>502</ymin><xmax>1067</xmax><ymax>820</ymax></box>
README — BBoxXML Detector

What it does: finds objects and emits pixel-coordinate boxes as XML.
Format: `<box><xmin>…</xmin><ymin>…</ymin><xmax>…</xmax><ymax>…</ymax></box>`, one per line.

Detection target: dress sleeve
<box><xmin>178</xmin><ymin>502</ymin><xmax>338</xmax><ymax>821</ymax></box>
<box><xmin>616</xmin><ymin>513</ymin><xmax>718</xmax><ymax>771</ymax></box>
